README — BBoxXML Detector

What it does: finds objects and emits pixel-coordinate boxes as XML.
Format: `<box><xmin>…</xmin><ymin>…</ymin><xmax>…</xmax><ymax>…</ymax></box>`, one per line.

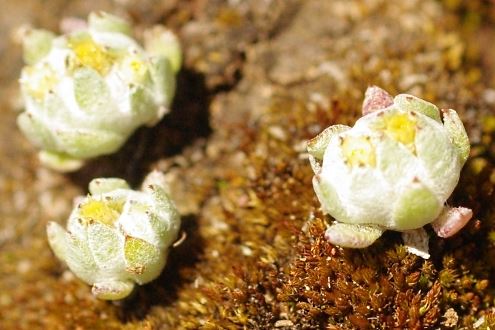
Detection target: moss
<box><xmin>3</xmin><ymin>0</ymin><xmax>495</xmax><ymax>329</ymax></box>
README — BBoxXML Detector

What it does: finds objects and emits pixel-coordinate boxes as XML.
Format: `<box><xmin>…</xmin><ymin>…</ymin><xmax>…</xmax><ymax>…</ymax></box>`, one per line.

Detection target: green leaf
<box><xmin>148</xmin><ymin>56</ymin><xmax>176</xmax><ymax>109</ymax></box>
<box><xmin>88</xmin><ymin>11</ymin><xmax>132</xmax><ymax>36</ymax></box>
<box><xmin>22</xmin><ymin>29</ymin><xmax>55</xmax><ymax>65</ymax></box>
<box><xmin>442</xmin><ymin>109</ymin><xmax>470</xmax><ymax>165</ymax></box>
<box><xmin>87</xmin><ymin>223</ymin><xmax>125</xmax><ymax>271</ymax></box>
<box><xmin>92</xmin><ymin>280</ymin><xmax>134</xmax><ymax>300</ymax></box>
<box><xmin>73</xmin><ymin>68</ymin><xmax>112</xmax><ymax>114</ymax></box>
<box><xmin>89</xmin><ymin>178</ymin><xmax>130</xmax><ymax>195</ymax></box>
<box><xmin>307</xmin><ymin>125</ymin><xmax>350</xmax><ymax>160</ymax></box>
<box><xmin>394</xmin><ymin>94</ymin><xmax>441</xmax><ymax>122</ymax></box>
<box><xmin>17</xmin><ymin>112</ymin><xmax>55</xmax><ymax>150</ymax></box>
<box><xmin>312</xmin><ymin>175</ymin><xmax>350</xmax><ymax>223</ymax></box>
<box><xmin>54</xmin><ymin>127</ymin><xmax>124</xmax><ymax>158</ymax></box>
<box><xmin>124</xmin><ymin>236</ymin><xmax>164</xmax><ymax>284</ymax></box>
<box><xmin>392</xmin><ymin>181</ymin><xmax>441</xmax><ymax>230</ymax></box>
<box><xmin>325</xmin><ymin>223</ymin><xmax>384</xmax><ymax>248</ymax></box>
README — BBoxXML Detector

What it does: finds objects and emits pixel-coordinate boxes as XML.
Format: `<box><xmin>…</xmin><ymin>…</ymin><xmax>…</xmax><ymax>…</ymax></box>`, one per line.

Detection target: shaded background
<box><xmin>1</xmin><ymin>0</ymin><xmax>495</xmax><ymax>329</ymax></box>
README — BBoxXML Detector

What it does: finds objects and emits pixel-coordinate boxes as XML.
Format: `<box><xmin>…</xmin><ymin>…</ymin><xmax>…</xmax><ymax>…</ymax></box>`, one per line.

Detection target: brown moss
<box><xmin>2</xmin><ymin>0</ymin><xmax>495</xmax><ymax>329</ymax></box>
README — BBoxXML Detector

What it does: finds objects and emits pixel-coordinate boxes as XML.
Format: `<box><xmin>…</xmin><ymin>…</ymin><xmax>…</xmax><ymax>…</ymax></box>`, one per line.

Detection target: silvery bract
<box><xmin>308</xmin><ymin>86</ymin><xmax>472</xmax><ymax>259</ymax></box>
<box><xmin>46</xmin><ymin>171</ymin><xmax>180</xmax><ymax>300</ymax></box>
<box><xmin>18</xmin><ymin>12</ymin><xmax>182</xmax><ymax>172</ymax></box>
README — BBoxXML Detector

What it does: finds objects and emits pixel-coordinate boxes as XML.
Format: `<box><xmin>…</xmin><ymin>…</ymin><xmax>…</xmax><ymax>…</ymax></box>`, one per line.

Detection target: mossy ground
<box><xmin>1</xmin><ymin>0</ymin><xmax>495</xmax><ymax>329</ymax></box>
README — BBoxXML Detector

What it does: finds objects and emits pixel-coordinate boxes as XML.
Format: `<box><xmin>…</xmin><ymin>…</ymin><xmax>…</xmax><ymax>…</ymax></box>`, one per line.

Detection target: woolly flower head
<box><xmin>308</xmin><ymin>86</ymin><xmax>471</xmax><ymax>258</ymax></box>
<box><xmin>46</xmin><ymin>171</ymin><xmax>180</xmax><ymax>300</ymax></box>
<box><xmin>18</xmin><ymin>12</ymin><xmax>182</xmax><ymax>171</ymax></box>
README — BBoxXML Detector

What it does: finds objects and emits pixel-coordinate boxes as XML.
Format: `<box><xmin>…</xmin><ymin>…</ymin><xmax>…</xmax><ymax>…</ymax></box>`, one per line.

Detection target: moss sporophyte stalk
<box><xmin>17</xmin><ymin>11</ymin><xmax>182</xmax><ymax>172</ymax></box>
<box><xmin>46</xmin><ymin>171</ymin><xmax>180</xmax><ymax>300</ymax></box>
<box><xmin>308</xmin><ymin>86</ymin><xmax>472</xmax><ymax>259</ymax></box>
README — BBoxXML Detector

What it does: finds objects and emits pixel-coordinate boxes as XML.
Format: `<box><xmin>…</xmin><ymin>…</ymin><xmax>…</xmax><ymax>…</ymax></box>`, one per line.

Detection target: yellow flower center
<box><xmin>129</xmin><ymin>58</ymin><xmax>144</xmax><ymax>73</ymax></box>
<box><xmin>68</xmin><ymin>35</ymin><xmax>114</xmax><ymax>75</ymax></box>
<box><xmin>342</xmin><ymin>136</ymin><xmax>376</xmax><ymax>167</ymax></box>
<box><xmin>79</xmin><ymin>198</ymin><xmax>125</xmax><ymax>226</ymax></box>
<box><xmin>383</xmin><ymin>113</ymin><xmax>417</xmax><ymax>146</ymax></box>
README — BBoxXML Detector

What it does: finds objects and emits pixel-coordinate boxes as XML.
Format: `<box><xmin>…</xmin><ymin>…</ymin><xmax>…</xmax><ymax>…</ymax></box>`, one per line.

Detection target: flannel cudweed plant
<box><xmin>308</xmin><ymin>86</ymin><xmax>472</xmax><ymax>259</ymax></box>
<box><xmin>18</xmin><ymin>12</ymin><xmax>181</xmax><ymax>171</ymax></box>
<box><xmin>46</xmin><ymin>171</ymin><xmax>180</xmax><ymax>300</ymax></box>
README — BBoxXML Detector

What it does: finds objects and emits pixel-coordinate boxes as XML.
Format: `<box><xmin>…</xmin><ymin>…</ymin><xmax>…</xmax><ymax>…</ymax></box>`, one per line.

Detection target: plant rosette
<box><xmin>18</xmin><ymin>11</ymin><xmax>182</xmax><ymax>172</ymax></box>
<box><xmin>47</xmin><ymin>171</ymin><xmax>180</xmax><ymax>300</ymax></box>
<box><xmin>308</xmin><ymin>86</ymin><xmax>472</xmax><ymax>259</ymax></box>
